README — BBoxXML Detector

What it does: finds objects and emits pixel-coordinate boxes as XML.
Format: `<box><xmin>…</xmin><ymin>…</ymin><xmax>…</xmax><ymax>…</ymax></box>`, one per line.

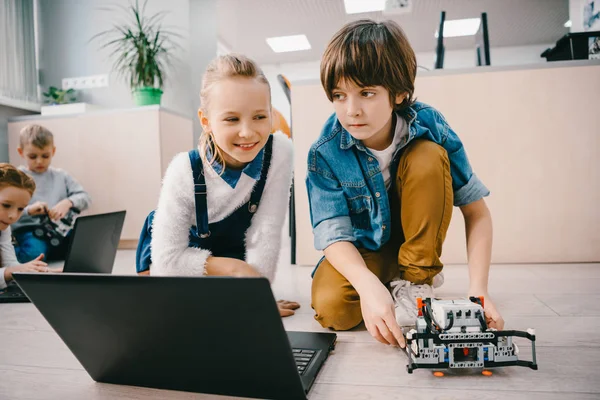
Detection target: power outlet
<box><xmin>62</xmin><ymin>74</ymin><xmax>109</xmax><ymax>90</ymax></box>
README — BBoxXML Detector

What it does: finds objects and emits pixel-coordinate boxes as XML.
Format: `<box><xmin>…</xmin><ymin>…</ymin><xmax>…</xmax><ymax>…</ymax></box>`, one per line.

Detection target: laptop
<box><xmin>0</xmin><ymin>211</ymin><xmax>126</xmax><ymax>303</ymax></box>
<box><xmin>13</xmin><ymin>273</ymin><xmax>337</xmax><ymax>400</ymax></box>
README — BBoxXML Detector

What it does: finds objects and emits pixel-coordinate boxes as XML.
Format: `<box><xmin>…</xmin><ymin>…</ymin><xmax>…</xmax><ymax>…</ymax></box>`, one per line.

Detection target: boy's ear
<box><xmin>17</xmin><ymin>147</ymin><xmax>23</xmax><ymax>157</ymax></box>
<box><xmin>395</xmin><ymin>92</ymin><xmax>408</xmax><ymax>105</ymax></box>
<box><xmin>198</xmin><ymin>109</ymin><xmax>211</xmax><ymax>132</ymax></box>
<box><xmin>52</xmin><ymin>146</ymin><xmax>56</xmax><ymax>156</ymax></box>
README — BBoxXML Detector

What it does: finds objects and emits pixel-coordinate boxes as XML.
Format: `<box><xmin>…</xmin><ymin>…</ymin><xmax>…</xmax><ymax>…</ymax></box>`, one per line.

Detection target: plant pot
<box><xmin>132</xmin><ymin>87</ymin><xmax>163</xmax><ymax>106</ymax></box>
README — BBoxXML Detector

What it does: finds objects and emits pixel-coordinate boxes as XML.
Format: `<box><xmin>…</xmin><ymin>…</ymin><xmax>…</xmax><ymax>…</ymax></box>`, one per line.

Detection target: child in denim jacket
<box><xmin>306</xmin><ymin>20</ymin><xmax>503</xmax><ymax>347</ymax></box>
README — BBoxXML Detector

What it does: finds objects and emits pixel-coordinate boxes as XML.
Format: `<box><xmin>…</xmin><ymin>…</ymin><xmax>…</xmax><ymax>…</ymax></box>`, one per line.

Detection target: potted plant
<box><xmin>92</xmin><ymin>0</ymin><xmax>178</xmax><ymax>106</ymax></box>
<box><xmin>40</xmin><ymin>86</ymin><xmax>98</xmax><ymax>116</ymax></box>
<box><xmin>42</xmin><ymin>86</ymin><xmax>77</xmax><ymax>105</ymax></box>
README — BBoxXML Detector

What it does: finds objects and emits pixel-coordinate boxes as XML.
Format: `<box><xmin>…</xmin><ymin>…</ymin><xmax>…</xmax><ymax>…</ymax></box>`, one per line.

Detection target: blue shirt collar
<box><xmin>209</xmin><ymin>146</ymin><xmax>265</xmax><ymax>189</ymax></box>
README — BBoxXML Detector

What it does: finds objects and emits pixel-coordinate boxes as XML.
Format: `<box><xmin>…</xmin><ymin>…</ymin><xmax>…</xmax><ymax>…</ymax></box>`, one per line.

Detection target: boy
<box><xmin>12</xmin><ymin>124</ymin><xmax>91</xmax><ymax>262</ymax></box>
<box><xmin>306</xmin><ymin>20</ymin><xmax>503</xmax><ymax>348</ymax></box>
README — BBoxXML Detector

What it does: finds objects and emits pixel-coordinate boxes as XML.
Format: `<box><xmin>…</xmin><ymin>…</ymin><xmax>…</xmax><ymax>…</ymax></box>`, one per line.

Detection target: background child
<box><xmin>12</xmin><ymin>124</ymin><xmax>91</xmax><ymax>263</ymax></box>
<box><xmin>0</xmin><ymin>164</ymin><xmax>49</xmax><ymax>291</ymax></box>
<box><xmin>147</xmin><ymin>54</ymin><xmax>299</xmax><ymax>317</ymax></box>
<box><xmin>307</xmin><ymin>20</ymin><xmax>503</xmax><ymax>346</ymax></box>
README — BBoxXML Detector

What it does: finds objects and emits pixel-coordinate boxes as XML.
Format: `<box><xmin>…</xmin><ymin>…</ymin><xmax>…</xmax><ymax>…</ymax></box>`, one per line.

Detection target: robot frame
<box><xmin>404</xmin><ymin>296</ymin><xmax>538</xmax><ymax>375</ymax></box>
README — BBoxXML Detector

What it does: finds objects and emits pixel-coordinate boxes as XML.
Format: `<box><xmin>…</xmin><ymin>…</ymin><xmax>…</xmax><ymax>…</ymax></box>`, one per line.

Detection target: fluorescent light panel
<box><xmin>266</xmin><ymin>34</ymin><xmax>311</xmax><ymax>53</ymax></box>
<box><xmin>435</xmin><ymin>18</ymin><xmax>481</xmax><ymax>38</ymax></box>
<box><xmin>344</xmin><ymin>0</ymin><xmax>385</xmax><ymax>14</ymax></box>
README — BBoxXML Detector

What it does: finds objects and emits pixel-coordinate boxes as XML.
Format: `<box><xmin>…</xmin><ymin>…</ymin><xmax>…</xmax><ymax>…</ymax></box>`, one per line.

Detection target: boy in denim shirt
<box><xmin>306</xmin><ymin>20</ymin><xmax>503</xmax><ymax>348</ymax></box>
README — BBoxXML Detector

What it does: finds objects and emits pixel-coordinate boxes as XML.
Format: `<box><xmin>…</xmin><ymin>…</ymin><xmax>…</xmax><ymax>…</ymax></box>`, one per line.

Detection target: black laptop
<box><xmin>12</xmin><ymin>273</ymin><xmax>337</xmax><ymax>400</ymax></box>
<box><xmin>0</xmin><ymin>211</ymin><xmax>126</xmax><ymax>303</ymax></box>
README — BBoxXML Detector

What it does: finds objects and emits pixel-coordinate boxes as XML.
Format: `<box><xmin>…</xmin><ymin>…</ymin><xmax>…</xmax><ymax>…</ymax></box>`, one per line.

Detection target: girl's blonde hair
<box><xmin>198</xmin><ymin>54</ymin><xmax>271</xmax><ymax>169</ymax></box>
<box><xmin>0</xmin><ymin>163</ymin><xmax>36</xmax><ymax>195</ymax></box>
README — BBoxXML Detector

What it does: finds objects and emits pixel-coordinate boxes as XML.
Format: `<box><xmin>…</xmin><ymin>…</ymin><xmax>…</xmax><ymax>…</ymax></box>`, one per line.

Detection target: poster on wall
<box><xmin>584</xmin><ymin>0</ymin><xmax>600</xmax><ymax>30</ymax></box>
<box><xmin>584</xmin><ymin>0</ymin><xmax>600</xmax><ymax>59</ymax></box>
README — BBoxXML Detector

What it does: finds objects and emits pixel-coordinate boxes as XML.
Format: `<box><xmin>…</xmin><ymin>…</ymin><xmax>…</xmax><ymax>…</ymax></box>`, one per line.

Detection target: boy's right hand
<box><xmin>3</xmin><ymin>254</ymin><xmax>48</xmax><ymax>282</ymax></box>
<box><xmin>26</xmin><ymin>201</ymin><xmax>49</xmax><ymax>216</ymax></box>
<box><xmin>358</xmin><ymin>275</ymin><xmax>405</xmax><ymax>348</ymax></box>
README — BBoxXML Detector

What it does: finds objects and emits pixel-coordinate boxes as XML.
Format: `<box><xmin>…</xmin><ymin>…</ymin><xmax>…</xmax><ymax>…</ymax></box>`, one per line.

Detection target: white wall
<box><xmin>262</xmin><ymin>44</ymin><xmax>554</xmax><ymax>128</ymax></box>
<box><xmin>0</xmin><ymin>105</ymin><xmax>37</xmax><ymax>162</ymax></box>
<box><xmin>37</xmin><ymin>0</ymin><xmax>218</xmax><ymax>141</ymax></box>
<box><xmin>38</xmin><ymin>0</ymin><xmax>192</xmax><ymax>116</ymax></box>
<box><xmin>570</xmin><ymin>0</ymin><xmax>587</xmax><ymax>31</ymax></box>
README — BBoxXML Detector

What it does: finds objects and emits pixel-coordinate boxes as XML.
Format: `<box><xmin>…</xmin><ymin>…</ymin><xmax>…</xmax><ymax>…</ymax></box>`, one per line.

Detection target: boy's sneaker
<box><xmin>390</xmin><ymin>279</ymin><xmax>434</xmax><ymax>327</ymax></box>
<box><xmin>432</xmin><ymin>271</ymin><xmax>444</xmax><ymax>288</ymax></box>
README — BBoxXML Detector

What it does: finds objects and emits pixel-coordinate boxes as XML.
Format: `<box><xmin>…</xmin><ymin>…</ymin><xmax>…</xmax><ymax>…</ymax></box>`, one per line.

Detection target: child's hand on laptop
<box><xmin>26</xmin><ymin>201</ymin><xmax>48</xmax><ymax>216</ymax></box>
<box><xmin>3</xmin><ymin>254</ymin><xmax>48</xmax><ymax>282</ymax></box>
<box><xmin>277</xmin><ymin>300</ymin><xmax>300</xmax><ymax>317</ymax></box>
<box><xmin>49</xmin><ymin>199</ymin><xmax>73</xmax><ymax>221</ymax></box>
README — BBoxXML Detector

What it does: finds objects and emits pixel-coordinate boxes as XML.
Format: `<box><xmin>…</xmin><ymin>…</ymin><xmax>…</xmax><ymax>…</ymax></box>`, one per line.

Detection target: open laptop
<box><xmin>13</xmin><ymin>273</ymin><xmax>337</xmax><ymax>400</ymax></box>
<box><xmin>0</xmin><ymin>211</ymin><xmax>126</xmax><ymax>303</ymax></box>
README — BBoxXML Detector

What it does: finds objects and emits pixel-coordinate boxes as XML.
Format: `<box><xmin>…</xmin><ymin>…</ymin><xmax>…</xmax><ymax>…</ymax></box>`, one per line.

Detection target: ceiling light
<box><xmin>266</xmin><ymin>35</ymin><xmax>311</xmax><ymax>53</ymax></box>
<box><xmin>344</xmin><ymin>0</ymin><xmax>386</xmax><ymax>14</ymax></box>
<box><xmin>435</xmin><ymin>18</ymin><xmax>481</xmax><ymax>38</ymax></box>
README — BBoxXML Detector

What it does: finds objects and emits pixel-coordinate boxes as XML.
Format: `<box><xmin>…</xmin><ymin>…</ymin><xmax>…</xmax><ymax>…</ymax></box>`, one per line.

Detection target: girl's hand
<box><xmin>205</xmin><ymin>257</ymin><xmax>262</xmax><ymax>277</ymax></box>
<box><xmin>277</xmin><ymin>300</ymin><xmax>300</xmax><ymax>317</ymax></box>
<box><xmin>27</xmin><ymin>202</ymin><xmax>48</xmax><ymax>216</ymax></box>
<box><xmin>3</xmin><ymin>254</ymin><xmax>48</xmax><ymax>282</ymax></box>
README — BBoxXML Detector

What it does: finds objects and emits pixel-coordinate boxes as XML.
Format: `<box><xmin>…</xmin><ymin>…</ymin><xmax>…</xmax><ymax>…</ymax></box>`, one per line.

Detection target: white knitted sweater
<box><xmin>150</xmin><ymin>132</ymin><xmax>293</xmax><ymax>282</ymax></box>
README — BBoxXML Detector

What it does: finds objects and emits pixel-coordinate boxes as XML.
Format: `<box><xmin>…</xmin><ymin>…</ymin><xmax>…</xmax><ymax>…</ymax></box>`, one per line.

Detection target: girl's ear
<box><xmin>198</xmin><ymin>109</ymin><xmax>211</xmax><ymax>132</ymax></box>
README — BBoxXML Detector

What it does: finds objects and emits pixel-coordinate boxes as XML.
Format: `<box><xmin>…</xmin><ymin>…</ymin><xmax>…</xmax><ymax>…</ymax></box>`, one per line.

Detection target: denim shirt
<box><xmin>306</xmin><ymin>101</ymin><xmax>489</xmax><ymax>252</ymax></box>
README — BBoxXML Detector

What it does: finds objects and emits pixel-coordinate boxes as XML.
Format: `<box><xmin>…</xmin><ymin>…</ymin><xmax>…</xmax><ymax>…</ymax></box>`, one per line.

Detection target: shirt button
<box><xmin>375</xmin><ymin>192</ymin><xmax>381</xmax><ymax>198</ymax></box>
<box><xmin>368</xmin><ymin>157</ymin><xmax>374</xmax><ymax>162</ymax></box>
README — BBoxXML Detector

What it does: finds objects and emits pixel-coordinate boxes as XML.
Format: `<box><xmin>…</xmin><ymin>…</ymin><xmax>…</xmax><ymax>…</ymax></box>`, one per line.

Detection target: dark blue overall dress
<box><xmin>135</xmin><ymin>136</ymin><xmax>273</xmax><ymax>273</ymax></box>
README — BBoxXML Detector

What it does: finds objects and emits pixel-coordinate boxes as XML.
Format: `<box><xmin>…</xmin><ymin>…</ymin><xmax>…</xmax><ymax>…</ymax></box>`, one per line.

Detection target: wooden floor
<box><xmin>1</xmin><ymin>248</ymin><xmax>599</xmax><ymax>399</ymax></box>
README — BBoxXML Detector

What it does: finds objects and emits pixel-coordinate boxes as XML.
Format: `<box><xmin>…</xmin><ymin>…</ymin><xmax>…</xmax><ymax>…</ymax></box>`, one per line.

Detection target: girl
<box><xmin>0</xmin><ymin>163</ymin><xmax>48</xmax><ymax>291</ymax></box>
<box><xmin>140</xmin><ymin>54</ymin><xmax>298</xmax><ymax>317</ymax></box>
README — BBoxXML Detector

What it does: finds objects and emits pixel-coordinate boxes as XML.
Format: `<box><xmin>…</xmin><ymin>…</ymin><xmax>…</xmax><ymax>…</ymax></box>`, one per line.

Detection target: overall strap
<box><xmin>188</xmin><ymin>149</ymin><xmax>211</xmax><ymax>238</ymax></box>
<box><xmin>247</xmin><ymin>135</ymin><xmax>274</xmax><ymax>214</ymax></box>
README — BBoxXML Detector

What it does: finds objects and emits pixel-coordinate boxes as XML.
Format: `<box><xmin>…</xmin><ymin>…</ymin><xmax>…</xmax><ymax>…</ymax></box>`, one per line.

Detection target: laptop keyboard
<box><xmin>292</xmin><ymin>348</ymin><xmax>317</xmax><ymax>375</ymax></box>
<box><xmin>0</xmin><ymin>286</ymin><xmax>29</xmax><ymax>303</ymax></box>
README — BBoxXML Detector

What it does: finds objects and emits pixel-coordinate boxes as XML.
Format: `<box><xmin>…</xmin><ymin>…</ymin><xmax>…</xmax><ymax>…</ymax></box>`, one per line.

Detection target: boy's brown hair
<box><xmin>0</xmin><ymin>163</ymin><xmax>36</xmax><ymax>195</ymax></box>
<box><xmin>320</xmin><ymin>19</ymin><xmax>417</xmax><ymax>114</ymax></box>
<box><xmin>19</xmin><ymin>124</ymin><xmax>54</xmax><ymax>149</ymax></box>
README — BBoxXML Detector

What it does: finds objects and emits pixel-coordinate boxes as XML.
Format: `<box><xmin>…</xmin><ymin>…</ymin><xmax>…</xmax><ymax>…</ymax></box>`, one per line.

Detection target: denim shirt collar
<box><xmin>337</xmin><ymin>105</ymin><xmax>419</xmax><ymax>151</ymax></box>
<box><xmin>209</xmin><ymin>146</ymin><xmax>265</xmax><ymax>189</ymax></box>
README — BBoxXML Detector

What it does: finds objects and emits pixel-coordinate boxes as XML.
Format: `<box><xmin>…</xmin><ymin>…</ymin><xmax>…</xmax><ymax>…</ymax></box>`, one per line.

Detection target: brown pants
<box><xmin>311</xmin><ymin>140</ymin><xmax>454</xmax><ymax>331</ymax></box>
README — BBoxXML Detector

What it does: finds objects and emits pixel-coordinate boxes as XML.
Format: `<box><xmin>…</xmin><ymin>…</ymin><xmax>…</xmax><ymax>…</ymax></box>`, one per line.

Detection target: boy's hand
<box><xmin>358</xmin><ymin>275</ymin><xmax>405</xmax><ymax>348</ymax></box>
<box><xmin>469</xmin><ymin>291</ymin><xmax>505</xmax><ymax>330</ymax></box>
<box><xmin>277</xmin><ymin>299</ymin><xmax>300</xmax><ymax>317</ymax></box>
<box><xmin>27</xmin><ymin>201</ymin><xmax>49</xmax><ymax>216</ymax></box>
<box><xmin>3</xmin><ymin>254</ymin><xmax>48</xmax><ymax>282</ymax></box>
<box><xmin>49</xmin><ymin>199</ymin><xmax>73</xmax><ymax>221</ymax></box>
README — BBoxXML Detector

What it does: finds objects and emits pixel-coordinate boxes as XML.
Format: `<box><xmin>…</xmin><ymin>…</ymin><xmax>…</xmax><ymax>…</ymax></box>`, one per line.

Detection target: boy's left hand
<box><xmin>469</xmin><ymin>292</ymin><xmax>505</xmax><ymax>330</ymax></box>
<box><xmin>49</xmin><ymin>199</ymin><xmax>73</xmax><ymax>221</ymax></box>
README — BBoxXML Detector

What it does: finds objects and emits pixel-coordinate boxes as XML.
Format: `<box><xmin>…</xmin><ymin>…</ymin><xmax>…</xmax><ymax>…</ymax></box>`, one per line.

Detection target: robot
<box><xmin>33</xmin><ymin>207</ymin><xmax>80</xmax><ymax>247</ymax></box>
<box><xmin>404</xmin><ymin>296</ymin><xmax>538</xmax><ymax>375</ymax></box>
